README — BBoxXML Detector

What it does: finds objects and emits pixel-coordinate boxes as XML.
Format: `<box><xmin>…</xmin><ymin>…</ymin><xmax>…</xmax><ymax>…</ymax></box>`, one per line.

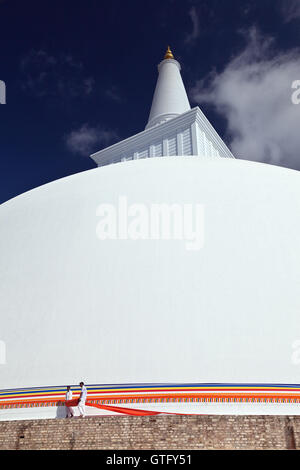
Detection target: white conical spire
<box><xmin>145</xmin><ymin>47</ymin><xmax>191</xmax><ymax>129</ymax></box>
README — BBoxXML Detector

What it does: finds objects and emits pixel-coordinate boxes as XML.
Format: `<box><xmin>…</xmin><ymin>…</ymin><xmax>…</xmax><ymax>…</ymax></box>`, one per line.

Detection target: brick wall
<box><xmin>0</xmin><ymin>415</ymin><xmax>299</xmax><ymax>450</ymax></box>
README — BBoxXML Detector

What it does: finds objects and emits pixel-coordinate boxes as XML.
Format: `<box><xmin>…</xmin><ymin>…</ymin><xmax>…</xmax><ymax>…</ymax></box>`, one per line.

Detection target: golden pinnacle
<box><xmin>164</xmin><ymin>45</ymin><xmax>174</xmax><ymax>60</ymax></box>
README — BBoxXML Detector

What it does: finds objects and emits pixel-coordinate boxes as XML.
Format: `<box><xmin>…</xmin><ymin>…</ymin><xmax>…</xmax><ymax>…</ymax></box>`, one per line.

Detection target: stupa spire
<box><xmin>145</xmin><ymin>46</ymin><xmax>191</xmax><ymax>129</ymax></box>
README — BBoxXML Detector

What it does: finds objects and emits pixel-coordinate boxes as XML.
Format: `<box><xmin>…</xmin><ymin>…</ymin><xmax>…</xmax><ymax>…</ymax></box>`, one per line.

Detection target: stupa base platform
<box><xmin>0</xmin><ymin>414</ymin><xmax>299</xmax><ymax>450</ymax></box>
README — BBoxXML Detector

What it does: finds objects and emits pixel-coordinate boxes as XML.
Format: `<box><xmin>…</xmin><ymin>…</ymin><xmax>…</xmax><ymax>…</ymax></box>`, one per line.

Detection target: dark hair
<box><xmin>79</xmin><ymin>382</ymin><xmax>84</xmax><ymax>385</ymax></box>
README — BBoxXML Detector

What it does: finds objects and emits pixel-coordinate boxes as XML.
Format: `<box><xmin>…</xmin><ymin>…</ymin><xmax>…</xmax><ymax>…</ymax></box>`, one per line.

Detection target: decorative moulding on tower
<box><xmin>90</xmin><ymin>107</ymin><xmax>234</xmax><ymax>167</ymax></box>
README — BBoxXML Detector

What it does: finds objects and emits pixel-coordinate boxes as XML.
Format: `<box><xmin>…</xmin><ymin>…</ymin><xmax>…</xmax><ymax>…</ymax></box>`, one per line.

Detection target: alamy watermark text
<box><xmin>0</xmin><ymin>80</ymin><xmax>6</xmax><ymax>104</ymax></box>
<box><xmin>0</xmin><ymin>341</ymin><xmax>6</xmax><ymax>364</ymax></box>
<box><xmin>291</xmin><ymin>80</ymin><xmax>300</xmax><ymax>104</ymax></box>
<box><xmin>96</xmin><ymin>196</ymin><xmax>205</xmax><ymax>251</ymax></box>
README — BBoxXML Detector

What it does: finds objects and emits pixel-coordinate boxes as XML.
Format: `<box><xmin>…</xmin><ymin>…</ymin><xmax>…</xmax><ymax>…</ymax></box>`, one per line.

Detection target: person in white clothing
<box><xmin>65</xmin><ymin>386</ymin><xmax>74</xmax><ymax>418</ymax></box>
<box><xmin>78</xmin><ymin>381</ymin><xmax>87</xmax><ymax>417</ymax></box>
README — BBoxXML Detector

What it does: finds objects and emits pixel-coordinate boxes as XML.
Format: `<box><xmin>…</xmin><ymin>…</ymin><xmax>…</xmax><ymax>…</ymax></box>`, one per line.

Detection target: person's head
<box><xmin>79</xmin><ymin>382</ymin><xmax>84</xmax><ymax>387</ymax></box>
<box><xmin>67</xmin><ymin>386</ymin><xmax>71</xmax><ymax>391</ymax></box>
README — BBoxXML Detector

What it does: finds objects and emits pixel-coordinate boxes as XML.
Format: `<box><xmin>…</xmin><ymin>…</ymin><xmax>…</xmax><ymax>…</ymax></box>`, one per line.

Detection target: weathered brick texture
<box><xmin>0</xmin><ymin>415</ymin><xmax>299</xmax><ymax>450</ymax></box>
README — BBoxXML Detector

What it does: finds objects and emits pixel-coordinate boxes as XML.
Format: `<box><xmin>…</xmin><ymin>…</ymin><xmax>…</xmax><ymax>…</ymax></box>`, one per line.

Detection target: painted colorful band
<box><xmin>0</xmin><ymin>383</ymin><xmax>299</xmax><ymax>412</ymax></box>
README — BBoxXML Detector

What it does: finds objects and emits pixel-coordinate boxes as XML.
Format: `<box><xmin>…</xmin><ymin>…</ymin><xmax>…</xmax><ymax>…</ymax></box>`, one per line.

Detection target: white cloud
<box><xmin>65</xmin><ymin>124</ymin><xmax>118</xmax><ymax>156</ymax></box>
<box><xmin>280</xmin><ymin>0</ymin><xmax>300</xmax><ymax>23</ymax></box>
<box><xmin>83</xmin><ymin>77</ymin><xmax>95</xmax><ymax>96</ymax></box>
<box><xmin>105</xmin><ymin>85</ymin><xmax>123</xmax><ymax>103</ymax></box>
<box><xmin>190</xmin><ymin>28</ymin><xmax>300</xmax><ymax>170</ymax></box>
<box><xmin>20</xmin><ymin>49</ymin><xmax>94</xmax><ymax>98</ymax></box>
<box><xmin>184</xmin><ymin>6</ymin><xmax>200</xmax><ymax>44</ymax></box>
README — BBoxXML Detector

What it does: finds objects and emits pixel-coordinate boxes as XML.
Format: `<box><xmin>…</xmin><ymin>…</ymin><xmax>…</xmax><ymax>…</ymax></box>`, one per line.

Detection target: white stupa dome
<box><xmin>0</xmin><ymin>48</ymin><xmax>299</xmax><ymax>420</ymax></box>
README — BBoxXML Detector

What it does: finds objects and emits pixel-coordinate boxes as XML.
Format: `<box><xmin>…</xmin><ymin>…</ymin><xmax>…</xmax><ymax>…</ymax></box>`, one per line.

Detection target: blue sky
<box><xmin>0</xmin><ymin>0</ymin><xmax>300</xmax><ymax>203</ymax></box>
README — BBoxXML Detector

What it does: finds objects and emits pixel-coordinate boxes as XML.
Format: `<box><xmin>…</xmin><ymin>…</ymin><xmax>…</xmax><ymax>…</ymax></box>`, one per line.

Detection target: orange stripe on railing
<box><xmin>1</xmin><ymin>388</ymin><xmax>299</xmax><ymax>401</ymax></box>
